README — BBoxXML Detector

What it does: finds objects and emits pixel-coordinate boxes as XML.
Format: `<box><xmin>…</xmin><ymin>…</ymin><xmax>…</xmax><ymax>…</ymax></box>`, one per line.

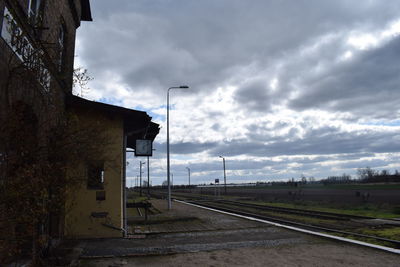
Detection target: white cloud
<box><xmin>76</xmin><ymin>0</ymin><xmax>400</xmax><ymax>184</ymax></box>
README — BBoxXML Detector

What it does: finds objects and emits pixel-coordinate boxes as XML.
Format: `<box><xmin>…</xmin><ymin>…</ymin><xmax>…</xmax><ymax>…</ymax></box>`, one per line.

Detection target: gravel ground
<box><xmin>81</xmin><ymin>243</ymin><xmax>400</xmax><ymax>267</ymax></box>
<box><xmin>77</xmin><ymin>200</ymin><xmax>400</xmax><ymax>266</ymax></box>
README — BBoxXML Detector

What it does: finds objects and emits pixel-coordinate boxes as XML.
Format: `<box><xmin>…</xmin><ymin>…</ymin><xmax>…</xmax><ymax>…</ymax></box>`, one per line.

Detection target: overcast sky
<box><xmin>75</xmin><ymin>0</ymin><xmax>400</xmax><ymax>185</ymax></box>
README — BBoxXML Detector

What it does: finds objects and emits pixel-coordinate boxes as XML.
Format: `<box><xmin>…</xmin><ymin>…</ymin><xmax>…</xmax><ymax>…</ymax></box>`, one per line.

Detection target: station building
<box><xmin>0</xmin><ymin>0</ymin><xmax>158</xmax><ymax>246</ymax></box>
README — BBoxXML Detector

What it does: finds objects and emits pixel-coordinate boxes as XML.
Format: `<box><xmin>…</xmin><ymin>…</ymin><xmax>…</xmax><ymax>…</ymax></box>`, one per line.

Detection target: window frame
<box><xmin>87</xmin><ymin>162</ymin><xmax>105</xmax><ymax>190</ymax></box>
<box><xmin>28</xmin><ymin>0</ymin><xmax>41</xmax><ymax>19</ymax></box>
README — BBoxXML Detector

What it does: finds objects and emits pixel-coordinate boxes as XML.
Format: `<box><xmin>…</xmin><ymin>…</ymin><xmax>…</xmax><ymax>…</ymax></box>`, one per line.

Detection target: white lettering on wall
<box><xmin>1</xmin><ymin>6</ymin><xmax>51</xmax><ymax>92</ymax></box>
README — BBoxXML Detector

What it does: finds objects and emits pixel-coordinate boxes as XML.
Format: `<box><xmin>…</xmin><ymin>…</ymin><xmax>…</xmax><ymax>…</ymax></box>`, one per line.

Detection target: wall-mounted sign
<box><xmin>135</xmin><ymin>139</ymin><xmax>153</xmax><ymax>157</ymax></box>
<box><xmin>1</xmin><ymin>6</ymin><xmax>51</xmax><ymax>91</ymax></box>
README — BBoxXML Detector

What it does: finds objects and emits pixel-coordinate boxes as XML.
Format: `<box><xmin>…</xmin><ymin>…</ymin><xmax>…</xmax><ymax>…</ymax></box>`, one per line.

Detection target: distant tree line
<box><xmin>320</xmin><ymin>173</ymin><xmax>352</xmax><ymax>185</ymax></box>
<box><xmin>356</xmin><ymin>167</ymin><xmax>400</xmax><ymax>183</ymax></box>
<box><xmin>319</xmin><ymin>167</ymin><xmax>400</xmax><ymax>185</ymax></box>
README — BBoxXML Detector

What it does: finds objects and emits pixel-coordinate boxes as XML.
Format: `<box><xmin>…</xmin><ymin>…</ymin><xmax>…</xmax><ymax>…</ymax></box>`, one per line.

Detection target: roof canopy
<box><xmin>81</xmin><ymin>0</ymin><xmax>93</xmax><ymax>21</ymax></box>
<box><xmin>66</xmin><ymin>95</ymin><xmax>159</xmax><ymax>149</ymax></box>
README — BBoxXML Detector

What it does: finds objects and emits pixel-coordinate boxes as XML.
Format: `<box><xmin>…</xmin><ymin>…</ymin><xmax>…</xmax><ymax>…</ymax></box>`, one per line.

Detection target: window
<box><xmin>57</xmin><ymin>24</ymin><xmax>66</xmax><ymax>71</ymax></box>
<box><xmin>28</xmin><ymin>0</ymin><xmax>45</xmax><ymax>27</ymax></box>
<box><xmin>87</xmin><ymin>162</ymin><xmax>104</xmax><ymax>190</ymax></box>
<box><xmin>96</xmin><ymin>191</ymin><xmax>106</xmax><ymax>201</ymax></box>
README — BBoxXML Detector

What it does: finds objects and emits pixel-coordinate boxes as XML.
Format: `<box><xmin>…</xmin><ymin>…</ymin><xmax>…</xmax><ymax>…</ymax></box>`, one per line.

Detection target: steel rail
<box><xmin>213</xmin><ymin>199</ymin><xmax>373</xmax><ymax>220</ymax></box>
<box><xmin>154</xmin><ymin>191</ymin><xmax>400</xmax><ymax>225</ymax></box>
<box><xmin>175</xmin><ymin>199</ymin><xmax>400</xmax><ymax>255</ymax></box>
<box><xmin>179</xmin><ymin>199</ymin><xmax>400</xmax><ymax>249</ymax></box>
<box><xmin>152</xmin><ymin>191</ymin><xmax>378</xmax><ymax>221</ymax></box>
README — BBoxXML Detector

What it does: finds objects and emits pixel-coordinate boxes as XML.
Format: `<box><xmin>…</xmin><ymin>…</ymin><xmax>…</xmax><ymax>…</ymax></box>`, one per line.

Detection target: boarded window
<box><xmin>96</xmin><ymin>191</ymin><xmax>106</xmax><ymax>201</ymax></box>
<box><xmin>87</xmin><ymin>162</ymin><xmax>104</xmax><ymax>189</ymax></box>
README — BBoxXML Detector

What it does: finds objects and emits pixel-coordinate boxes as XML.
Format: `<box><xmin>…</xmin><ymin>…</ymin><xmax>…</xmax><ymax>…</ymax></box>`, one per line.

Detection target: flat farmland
<box><xmin>189</xmin><ymin>184</ymin><xmax>400</xmax><ymax>206</ymax></box>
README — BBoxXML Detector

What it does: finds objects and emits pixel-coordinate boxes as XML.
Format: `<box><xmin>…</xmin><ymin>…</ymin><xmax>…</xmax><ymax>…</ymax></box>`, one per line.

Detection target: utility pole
<box><xmin>186</xmin><ymin>167</ymin><xmax>191</xmax><ymax>186</ymax></box>
<box><xmin>219</xmin><ymin>156</ymin><xmax>227</xmax><ymax>194</ymax></box>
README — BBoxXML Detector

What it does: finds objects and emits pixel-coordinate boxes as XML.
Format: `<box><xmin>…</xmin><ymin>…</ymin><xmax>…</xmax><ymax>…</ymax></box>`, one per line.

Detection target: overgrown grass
<box><xmin>331</xmin><ymin>233</ymin><xmax>396</xmax><ymax>248</ymax></box>
<box><xmin>245</xmin><ymin>200</ymin><xmax>400</xmax><ymax>219</ymax></box>
<box><xmin>358</xmin><ymin>226</ymin><xmax>400</xmax><ymax>241</ymax></box>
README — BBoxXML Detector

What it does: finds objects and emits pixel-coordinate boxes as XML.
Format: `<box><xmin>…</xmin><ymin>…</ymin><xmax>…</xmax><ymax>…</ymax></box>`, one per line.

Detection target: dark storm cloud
<box><xmin>289</xmin><ymin>37</ymin><xmax>400</xmax><ymax>119</ymax></box>
<box><xmin>153</xmin><ymin>121</ymin><xmax>400</xmax><ymax>163</ymax></box>
<box><xmin>79</xmin><ymin>0</ymin><xmax>400</xmax><ymax>96</ymax></box>
<box><xmin>234</xmin><ymin>79</ymin><xmax>273</xmax><ymax>112</ymax></box>
<box><xmin>209</xmin><ymin>126</ymin><xmax>400</xmax><ymax>157</ymax></box>
<box><xmin>171</xmin><ymin>142</ymin><xmax>217</xmax><ymax>154</ymax></box>
<box><xmin>153</xmin><ymin>141</ymin><xmax>217</xmax><ymax>155</ymax></box>
<box><xmin>78</xmin><ymin>1</ymin><xmax>400</xmax><ymax>182</ymax></box>
<box><xmin>337</xmin><ymin>159</ymin><xmax>389</xmax><ymax>170</ymax></box>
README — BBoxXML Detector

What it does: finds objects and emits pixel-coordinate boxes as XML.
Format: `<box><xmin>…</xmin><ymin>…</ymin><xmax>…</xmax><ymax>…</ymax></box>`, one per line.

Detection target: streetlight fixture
<box><xmin>167</xmin><ymin>85</ymin><xmax>189</xmax><ymax>210</ymax></box>
<box><xmin>219</xmin><ymin>156</ymin><xmax>227</xmax><ymax>194</ymax></box>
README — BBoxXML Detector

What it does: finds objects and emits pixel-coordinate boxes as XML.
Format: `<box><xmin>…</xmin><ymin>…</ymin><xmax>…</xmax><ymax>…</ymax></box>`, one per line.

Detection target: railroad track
<box><xmin>180</xmin><ymin>199</ymin><xmax>400</xmax><ymax>249</ymax></box>
<box><xmin>151</xmin><ymin>190</ymin><xmax>393</xmax><ymax>221</ymax></box>
<box><xmin>148</xmin><ymin>190</ymin><xmax>400</xmax><ymax>251</ymax></box>
<box><xmin>210</xmin><ymin>199</ymin><xmax>373</xmax><ymax>221</ymax></box>
<box><xmin>153</xmin><ymin>191</ymin><xmax>372</xmax><ymax>220</ymax></box>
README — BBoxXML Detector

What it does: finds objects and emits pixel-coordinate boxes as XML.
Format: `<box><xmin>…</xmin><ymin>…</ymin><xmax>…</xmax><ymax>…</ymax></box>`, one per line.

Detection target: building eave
<box><xmin>81</xmin><ymin>0</ymin><xmax>93</xmax><ymax>21</ymax></box>
<box><xmin>66</xmin><ymin>95</ymin><xmax>160</xmax><ymax>149</ymax></box>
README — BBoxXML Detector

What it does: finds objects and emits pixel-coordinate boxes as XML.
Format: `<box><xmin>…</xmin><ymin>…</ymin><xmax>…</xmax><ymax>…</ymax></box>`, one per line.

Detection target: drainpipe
<box><xmin>122</xmin><ymin>135</ymin><xmax>127</xmax><ymax>237</ymax></box>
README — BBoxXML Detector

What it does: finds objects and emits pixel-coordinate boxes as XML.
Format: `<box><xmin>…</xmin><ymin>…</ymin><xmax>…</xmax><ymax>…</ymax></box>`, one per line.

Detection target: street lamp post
<box><xmin>167</xmin><ymin>85</ymin><xmax>189</xmax><ymax>210</ymax></box>
<box><xmin>219</xmin><ymin>156</ymin><xmax>227</xmax><ymax>194</ymax></box>
<box><xmin>186</xmin><ymin>167</ymin><xmax>191</xmax><ymax>187</ymax></box>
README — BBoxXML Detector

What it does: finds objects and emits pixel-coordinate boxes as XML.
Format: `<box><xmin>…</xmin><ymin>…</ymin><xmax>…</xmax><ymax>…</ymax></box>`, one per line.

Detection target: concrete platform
<box><xmin>79</xmin><ymin>199</ymin><xmax>310</xmax><ymax>258</ymax></box>
<box><xmin>128</xmin><ymin>199</ymin><xmax>270</xmax><ymax>234</ymax></box>
<box><xmin>74</xmin><ymin>199</ymin><xmax>400</xmax><ymax>266</ymax></box>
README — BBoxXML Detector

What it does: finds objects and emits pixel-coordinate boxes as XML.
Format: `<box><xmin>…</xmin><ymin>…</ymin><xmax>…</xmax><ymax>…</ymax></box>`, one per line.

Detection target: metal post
<box><xmin>147</xmin><ymin>156</ymin><xmax>150</xmax><ymax>198</ymax></box>
<box><xmin>139</xmin><ymin>162</ymin><xmax>142</xmax><ymax>196</ymax></box>
<box><xmin>122</xmin><ymin>135</ymin><xmax>127</xmax><ymax>237</ymax></box>
<box><xmin>167</xmin><ymin>85</ymin><xmax>189</xmax><ymax>210</ymax></box>
<box><xmin>139</xmin><ymin>161</ymin><xmax>145</xmax><ymax>196</ymax></box>
<box><xmin>223</xmin><ymin>158</ymin><xmax>226</xmax><ymax>194</ymax></box>
<box><xmin>186</xmin><ymin>167</ymin><xmax>191</xmax><ymax>186</ymax></box>
<box><xmin>220</xmin><ymin>156</ymin><xmax>227</xmax><ymax>194</ymax></box>
<box><xmin>167</xmin><ymin>88</ymin><xmax>171</xmax><ymax>209</ymax></box>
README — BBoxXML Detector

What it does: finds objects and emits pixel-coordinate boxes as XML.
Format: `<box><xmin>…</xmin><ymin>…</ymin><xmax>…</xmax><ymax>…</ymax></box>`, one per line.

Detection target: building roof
<box><xmin>81</xmin><ymin>0</ymin><xmax>93</xmax><ymax>21</ymax></box>
<box><xmin>66</xmin><ymin>95</ymin><xmax>160</xmax><ymax>149</ymax></box>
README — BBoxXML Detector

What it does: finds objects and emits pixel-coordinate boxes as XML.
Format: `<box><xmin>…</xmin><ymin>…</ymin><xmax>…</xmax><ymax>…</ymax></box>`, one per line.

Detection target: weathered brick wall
<box><xmin>0</xmin><ymin>0</ymin><xmax>87</xmax><ymax>108</ymax></box>
<box><xmin>0</xmin><ymin>0</ymin><xmax>90</xmax><ymax>243</ymax></box>
<box><xmin>0</xmin><ymin>0</ymin><xmax>89</xmax><ymax>145</ymax></box>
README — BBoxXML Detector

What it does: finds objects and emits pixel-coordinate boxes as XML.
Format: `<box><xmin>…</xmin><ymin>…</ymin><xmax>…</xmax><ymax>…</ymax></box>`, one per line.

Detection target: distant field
<box><xmin>221</xmin><ymin>183</ymin><xmax>400</xmax><ymax>190</ymax></box>
<box><xmin>187</xmin><ymin>183</ymin><xmax>400</xmax><ymax>207</ymax></box>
